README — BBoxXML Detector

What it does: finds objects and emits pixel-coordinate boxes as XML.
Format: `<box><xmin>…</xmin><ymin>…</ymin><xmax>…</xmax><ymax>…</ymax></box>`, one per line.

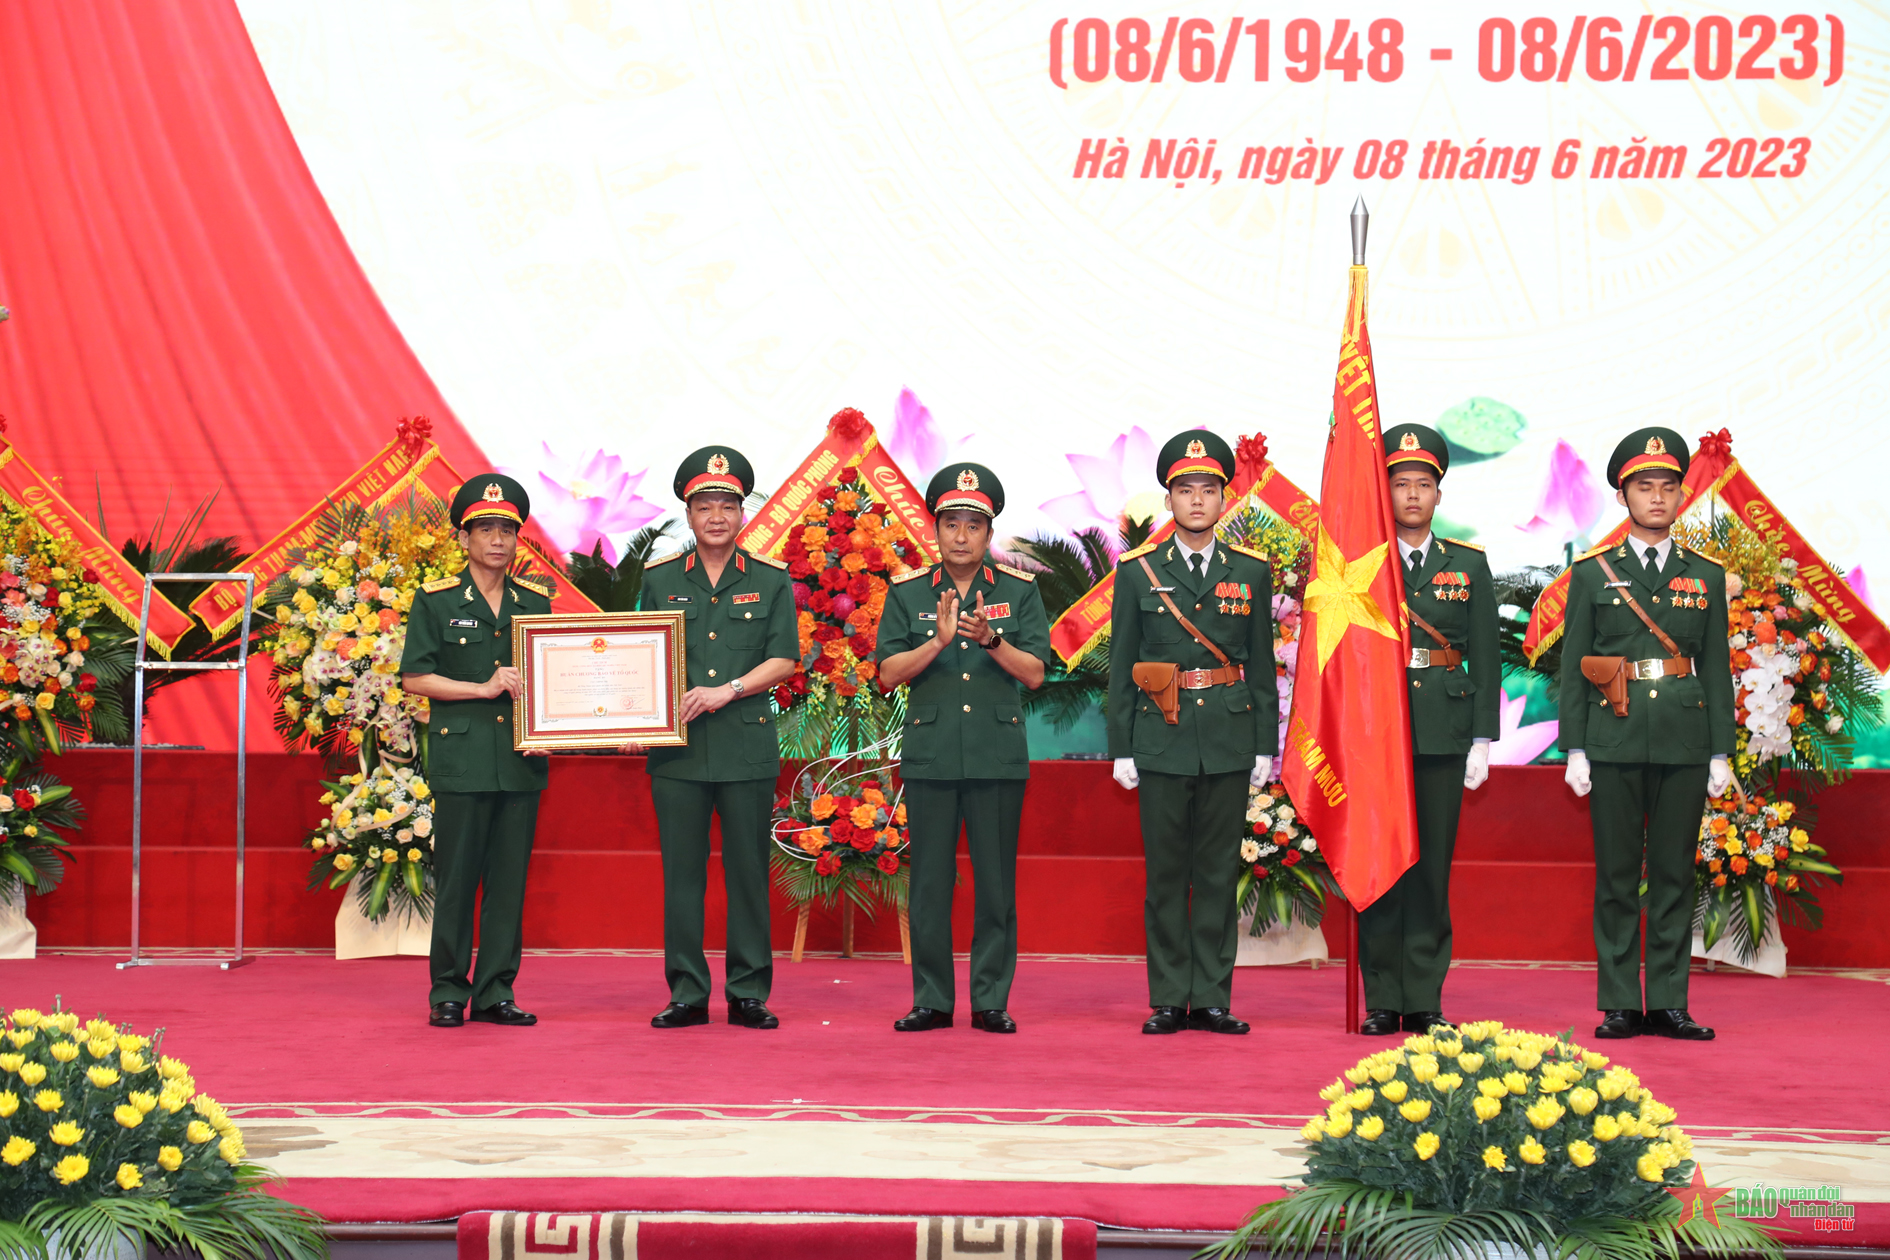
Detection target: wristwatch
<box><xmin>728</xmin><ymin>677</ymin><xmax>746</xmax><ymax>696</ymax></box>
<box><xmin>981</xmin><ymin>628</ymin><xmax>1005</xmax><ymax>651</ymax></box>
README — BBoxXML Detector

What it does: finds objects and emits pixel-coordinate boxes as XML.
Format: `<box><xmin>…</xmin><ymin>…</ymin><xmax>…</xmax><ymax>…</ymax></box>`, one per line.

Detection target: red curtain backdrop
<box><xmin>0</xmin><ymin>0</ymin><xmax>491</xmax><ymax>748</ymax></box>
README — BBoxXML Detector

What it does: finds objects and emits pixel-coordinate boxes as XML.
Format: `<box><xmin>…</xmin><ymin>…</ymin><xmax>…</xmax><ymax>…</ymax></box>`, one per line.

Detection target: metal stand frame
<box><xmin>118</xmin><ymin>572</ymin><xmax>256</xmax><ymax>970</ymax></box>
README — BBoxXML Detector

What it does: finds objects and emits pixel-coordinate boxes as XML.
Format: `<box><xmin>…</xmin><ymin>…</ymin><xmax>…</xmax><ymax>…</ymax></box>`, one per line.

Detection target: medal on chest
<box><xmin>1431</xmin><ymin>571</ymin><xmax>1470</xmax><ymax>601</ymax></box>
<box><xmin>1667</xmin><ymin>575</ymin><xmax>1707</xmax><ymax>609</ymax></box>
<box><xmin>1214</xmin><ymin>581</ymin><xmax>1251</xmax><ymax>615</ymax></box>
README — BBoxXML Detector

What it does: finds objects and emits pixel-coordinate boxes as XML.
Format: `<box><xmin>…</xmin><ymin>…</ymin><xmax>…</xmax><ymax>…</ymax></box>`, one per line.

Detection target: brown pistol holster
<box><xmin>1131</xmin><ymin>555</ymin><xmax>1238</xmax><ymax>726</ymax></box>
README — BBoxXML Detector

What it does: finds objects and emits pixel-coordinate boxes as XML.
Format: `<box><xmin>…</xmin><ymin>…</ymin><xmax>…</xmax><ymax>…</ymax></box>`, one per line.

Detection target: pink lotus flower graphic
<box><xmin>1040</xmin><ymin>426</ymin><xmax>1164</xmax><ymax>540</ymax></box>
<box><xmin>1488</xmin><ymin>686</ymin><xmax>1560</xmax><ymax>766</ymax></box>
<box><xmin>1516</xmin><ymin>440</ymin><xmax>1605</xmax><ymax>549</ymax></box>
<box><xmin>500</xmin><ymin>443</ymin><xmax>664</xmax><ymax>565</ymax></box>
<box><xmin>884</xmin><ymin>388</ymin><xmax>974</xmax><ymax>483</ymax></box>
<box><xmin>1847</xmin><ymin>565</ymin><xmax>1874</xmax><ymax>612</ymax></box>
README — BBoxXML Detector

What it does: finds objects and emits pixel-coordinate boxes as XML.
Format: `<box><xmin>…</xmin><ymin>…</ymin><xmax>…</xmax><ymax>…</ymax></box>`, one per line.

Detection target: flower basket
<box><xmin>305</xmin><ymin>763</ymin><xmax>436</xmax><ymax>926</ymax></box>
<box><xmin>0</xmin><ymin>1003</ymin><xmax>325</xmax><ymax>1260</ymax></box>
<box><xmin>1206</xmin><ymin>1023</ymin><xmax>1780</xmax><ymax>1260</ymax></box>
<box><xmin>1238</xmin><ymin>781</ymin><xmax>1338</xmax><ymax>935</ymax></box>
<box><xmin>771</xmin><ymin>740</ymin><xmax>910</xmax><ymax>960</ymax></box>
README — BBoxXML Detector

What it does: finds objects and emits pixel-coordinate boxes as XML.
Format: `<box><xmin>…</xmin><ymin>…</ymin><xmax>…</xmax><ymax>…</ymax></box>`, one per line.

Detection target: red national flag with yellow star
<box><xmin>1282</xmin><ymin>265</ymin><xmax>1418</xmax><ymax>911</ymax></box>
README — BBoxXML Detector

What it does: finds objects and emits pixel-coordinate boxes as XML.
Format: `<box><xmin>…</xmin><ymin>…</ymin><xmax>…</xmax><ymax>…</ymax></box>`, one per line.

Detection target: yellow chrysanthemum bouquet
<box><xmin>305</xmin><ymin>763</ymin><xmax>436</xmax><ymax>922</ymax></box>
<box><xmin>1209</xmin><ymin>1024</ymin><xmax>1778</xmax><ymax>1260</ymax></box>
<box><xmin>0</xmin><ymin>1005</ymin><xmax>322</xmax><ymax>1259</ymax></box>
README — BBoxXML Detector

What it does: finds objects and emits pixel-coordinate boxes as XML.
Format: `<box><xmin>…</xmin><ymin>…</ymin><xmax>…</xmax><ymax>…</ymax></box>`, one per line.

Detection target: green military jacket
<box><xmin>401</xmin><ymin>569</ymin><xmax>553</xmax><ymax>794</ymax></box>
<box><xmin>639</xmin><ymin>546</ymin><xmax>797</xmax><ymax>782</ymax></box>
<box><xmin>1403</xmin><ymin>536</ymin><xmax>1501</xmax><ymax>755</ymax></box>
<box><xmin>876</xmin><ymin>559</ymin><xmax>1051</xmax><ymax>781</ymax></box>
<box><xmin>1556</xmin><ymin>539</ymin><xmax>1735</xmax><ymax>764</ymax></box>
<box><xmin>1106</xmin><ymin>539</ymin><xmax>1279</xmax><ymax>776</ymax></box>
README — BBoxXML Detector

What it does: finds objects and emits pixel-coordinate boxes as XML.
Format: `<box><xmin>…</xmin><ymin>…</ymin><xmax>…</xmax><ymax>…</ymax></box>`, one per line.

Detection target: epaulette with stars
<box><xmin>421</xmin><ymin>575</ymin><xmax>461</xmax><ymax>594</ymax></box>
<box><xmin>747</xmin><ymin>551</ymin><xmax>789</xmax><ymax>570</ymax></box>
<box><xmin>644</xmin><ymin>550</ymin><xmax>685</xmax><ymax>569</ymax></box>
<box><xmin>1225</xmin><ymin>543</ymin><xmax>1269</xmax><ymax>563</ymax></box>
<box><xmin>892</xmin><ymin>566</ymin><xmax>932</xmax><ymax>585</ymax></box>
<box><xmin>1440</xmin><ymin>537</ymin><xmax>1484</xmax><ymax>552</ymax></box>
<box><xmin>512</xmin><ymin>575</ymin><xmax>554</xmax><ymax>598</ymax></box>
<box><xmin>994</xmin><ymin>562</ymin><xmax>1037</xmax><ymax>583</ymax></box>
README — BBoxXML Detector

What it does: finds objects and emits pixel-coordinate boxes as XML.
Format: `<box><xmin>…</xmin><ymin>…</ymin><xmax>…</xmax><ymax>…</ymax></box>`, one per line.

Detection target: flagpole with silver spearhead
<box><xmin>1351</xmin><ymin>196</ymin><xmax>1369</xmax><ymax>266</ymax></box>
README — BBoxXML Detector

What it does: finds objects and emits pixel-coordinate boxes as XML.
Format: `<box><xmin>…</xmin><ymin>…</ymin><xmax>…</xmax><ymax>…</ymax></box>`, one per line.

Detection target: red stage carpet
<box><xmin>3</xmin><ymin>951</ymin><xmax>1886</xmax><ymax>1242</ymax></box>
<box><xmin>27</xmin><ymin>755</ymin><xmax>1890</xmax><ymax>968</ymax></box>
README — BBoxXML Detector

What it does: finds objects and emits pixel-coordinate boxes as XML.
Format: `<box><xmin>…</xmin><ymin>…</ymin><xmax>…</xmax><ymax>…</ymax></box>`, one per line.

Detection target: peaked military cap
<box><xmin>674</xmin><ymin>446</ymin><xmax>755</xmax><ymax>501</ymax></box>
<box><xmin>1607</xmin><ymin>426</ymin><xmax>1688</xmax><ymax>488</ymax></box>
<box><xmin>1156</xmin><ymin>430</ymin><xmax>1234</xmax><ymax>487</ymax></box>
<box><xmin>1383</xmin><ymin>422</ymin><xmax>1449</xmax><ymax>479</ymax></box>
<box><xmin>451</xmin><ymin>473</ymin><xmax>530</xmax><ymax>529</ymax></box>
<box><xmin>926</xmin><ymin>462</ymin><xmax>1003</xmax><ymax>518</ymax></box>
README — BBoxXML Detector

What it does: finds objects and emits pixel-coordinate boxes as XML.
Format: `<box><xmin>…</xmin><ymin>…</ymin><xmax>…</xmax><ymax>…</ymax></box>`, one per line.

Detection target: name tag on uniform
<box><xmin>449</xmin><ymin>618</ymin><xmax>478</xmax><ymax>627</ymax></box>
<box><xmin>1603</xmin><ymin>581</ymin><xmax>1632</xmax><ymax>590</ymax></box>
<box><xmin>1147</xmin><ymin>585</ymin><xmax>1176</xmax><ymax>593</ymax></box>
<box><xmin>982</xmin><ymin>602</ymin><xmax>1012</xmax><ymax>620</ymax></box>
<box><xmin>666</xmin><ymin>595</ymin><xmax>691</xmax><ymax>603</ymax></box>
<box><xmin>918</xmin><ymin>613</ymin><xmax>938</xmax><ymax>621</ymax></box>
<box><xmin>732</xmin><ymin>592</ymin><xmax>761</xmax><ymax>604</ymax></box>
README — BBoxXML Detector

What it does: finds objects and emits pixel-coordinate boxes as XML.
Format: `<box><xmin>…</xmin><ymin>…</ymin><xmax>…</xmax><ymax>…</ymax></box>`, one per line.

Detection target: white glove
<box><xmin>1708</xmin><ymin>756</ymin><xmax>1734</xmax><ymax>798</ymax></box>
<box><xmin>1112</xmin><ymin>756</ymin><xmax>1140</xmax><ymax>790</ymax></box>
<box><xmin>1464</xmin><ymin>741</ymin><xmax>1489</xmax><ymax>791</ymax></box>
<box><xmin>1564</xmin><ymin>750</ymin><xmax>1591</xmax><ymax>798</ymax></box>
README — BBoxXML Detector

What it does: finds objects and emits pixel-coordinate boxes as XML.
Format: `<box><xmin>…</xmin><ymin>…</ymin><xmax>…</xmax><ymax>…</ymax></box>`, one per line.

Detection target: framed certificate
<box><xmin>510</xmin><ymin>612</ymin><xmax>688</xmax><ymax>750</ymax></box>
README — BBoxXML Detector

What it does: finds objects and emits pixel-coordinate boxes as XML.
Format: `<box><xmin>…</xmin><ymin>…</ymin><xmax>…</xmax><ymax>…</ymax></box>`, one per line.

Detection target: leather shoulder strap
<box><xmin>1406</xmin><ymin>605</ymin><xmax>1452</xmax><ymax>651</ymax></box>
<box><xmin>1136</xmin><ymin>555</ymin><xmax>1230</xmax><ymax>667</ymax></box>
<box><xmin>1595</xmin><ymin>554</ymin><xmax>1683</xmax><ymax>658</ymax></box>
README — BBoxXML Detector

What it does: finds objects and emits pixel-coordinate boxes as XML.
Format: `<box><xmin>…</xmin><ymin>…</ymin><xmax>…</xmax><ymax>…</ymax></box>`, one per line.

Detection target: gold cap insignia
<box><xmin>482</xmin><ymin>483</ymin><xmax>504</xmax><ymax>502</ymax></box>
<box><xmin>1400</xmin><ymin>432</ymin><xmax>1420</xmax><ymax>451</ymax></box>
<box><xmin>1185</xmin><ymin>439</ymin><xmax>1206</xmax><ymax>458</ymax></box>
<box><xmin>957</xmin><ymin>468</ymin><xmax>979</xmax><ymax>491</ymax></box>
<box><xmin>1646</xmin><ymin>435</ymin><xmax>1666</xmax><ymax>455</ymax></box>
<box><xmin>708</xmin><ymin>453</ymin><xmax>731</xmax><ymax>475</ymax></box>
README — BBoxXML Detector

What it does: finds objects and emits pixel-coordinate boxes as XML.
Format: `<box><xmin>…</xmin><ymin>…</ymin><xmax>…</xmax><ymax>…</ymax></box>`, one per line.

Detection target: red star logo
<box><xmin>1667</xmin><ymin>1165</ymin><xmax>1733</xmax><ymax>1228</ymax></box>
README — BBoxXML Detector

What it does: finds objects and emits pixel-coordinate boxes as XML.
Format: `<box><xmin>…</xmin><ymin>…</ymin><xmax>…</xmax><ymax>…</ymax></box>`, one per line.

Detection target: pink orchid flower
<box><xmin>885</xmin><ymin>388</ymin><xmax>975</xmax><ymax>482</ymax></box>
<box><xmin>1487</xmin><ymin>686</ymin><xmax>1560</xmax><ymax>766</ymax></box>
<box><xmin>501</xmin><ymin>444</ymin><xmax>664</xmax><ymax>565</ymax></box>
<box><xmin>1516</xmin><ymin>440</ymin><xmax>1605</xmax><ymax>548</ymax></box>
<box><xmin>1040</xmin><ymin>427</ymin><xmax>1163</xmax><ymax>540</ymax></box>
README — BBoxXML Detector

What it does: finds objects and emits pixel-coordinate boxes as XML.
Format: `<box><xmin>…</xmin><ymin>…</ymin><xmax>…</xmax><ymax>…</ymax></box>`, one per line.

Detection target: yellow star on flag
<box><xmin>1303</xmin><ymin>524</ymin><xmax>1398</xmax><ymax>669</ymax></box>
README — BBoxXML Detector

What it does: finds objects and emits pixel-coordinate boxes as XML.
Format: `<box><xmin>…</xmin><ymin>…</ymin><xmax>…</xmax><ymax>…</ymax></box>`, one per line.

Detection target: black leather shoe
<box><xmin>1142</xmin><ymin>1006</ymin><xmax>1187</xmax><ymax>1034</ymax></box>
<box><xmin>727</xmin><ymin>998</ymin><xmax>780</xmax><ymax>1029</ymax></box>
<box><xmin>1187</xmin><ymin>1007</ymin><xmax>1250</xmax><ymax>1035</ymax></box>
<box><xmin>894</xmin><ymin>1006</ymin><xmax>953</xmax><ymax>1031</ymax></box>
<box><xmin>469</xmin><ymin>1000</ymin><xmax>537</xmax><ymax>1026</ymax></box>
<box><xmin>651</xmin><ymin>1002</ymin><xmax>709</xmax><ymax>1029</ymax></box>
<box><xmin>971</xmin><ymin>1009</ymin><xmax>1017</xmax><ymax>1033</ymax></box>
<box><xmin>1403</xmin><ymin>1011</ymin><xmax>1453</xmax><ymax>1034</ymax></box>
<box><xmin>1360</xmin><ymin>1008</ymin><xmax>1401</xmax><ymax>1036</ymax></box>
<box><xmin>1644</xmin><ymin>1008</ymin><xmax>1715</xmax><ymax>1040</ymax></box>
<box><xmin>429</xmin><ymin>1001</ymin><xmax>464</xmax><ymax>1028</ymax></box>
<box><xmin>1594</xmin><ymin>1009</ymin><xmax>1642</xmax><ymax>1039</ymax></box>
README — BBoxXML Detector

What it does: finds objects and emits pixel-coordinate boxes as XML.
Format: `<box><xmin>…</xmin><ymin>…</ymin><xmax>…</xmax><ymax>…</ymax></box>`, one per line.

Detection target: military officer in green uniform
<box><xmin>1558</xmin><ymin>426</ymin><xmax>1734</xmax><ymax>1041</ymax></box>
<box><xmin>1107</xmin><ymin>431</ymin><xmax>1278</xmax><ymax>1035</ymax></box>
<box><xmin>401</xmin><ymin>474</ymin><xmax>554</xmax><ymax>1029</ymax></box>
<box><xmin>631</xmin><ymin>446</ymin><xmax>798</xmax><ymax>1030</ymax></box>
<box><xmin>877</xmin><ymin>464</ymin><xmax>1049</xmax><ymax>1034</ymax></box>
<box><xmin>1359</xmin><ymin>424</ymin><xmax>1500</xmax><ymax>1036</ymax></box>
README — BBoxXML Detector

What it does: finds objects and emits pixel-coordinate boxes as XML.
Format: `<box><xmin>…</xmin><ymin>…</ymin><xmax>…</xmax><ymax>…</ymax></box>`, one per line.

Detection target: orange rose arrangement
<box><xmin>771</xmin><ymin>760</ymin><xmax>909</xmax><ymax>913</ymax></box>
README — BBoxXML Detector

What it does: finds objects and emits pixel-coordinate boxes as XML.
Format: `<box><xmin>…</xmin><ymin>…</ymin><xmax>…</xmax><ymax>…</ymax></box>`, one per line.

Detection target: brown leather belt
<box><xmin>1627</xmin><ymin>657</ymin><xmax>1693</xmax><ymax>680</ymax></box>
<box><xmin>1407</xmin><ymin>647</ymin><xmax>1462</xmax><ymax>669</ymax></box>
<box><xmin>1178</xmin><ymin>665</ymin><xmax>1244</xmax><ymax>689</ymax></box>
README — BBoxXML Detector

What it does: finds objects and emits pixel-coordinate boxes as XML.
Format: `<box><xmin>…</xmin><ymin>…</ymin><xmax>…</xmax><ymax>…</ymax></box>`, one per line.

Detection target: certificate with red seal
<box><xmin>510</xmin><ymin>612</ymin><xmax>687</xmax><ymax>750</ymax></box>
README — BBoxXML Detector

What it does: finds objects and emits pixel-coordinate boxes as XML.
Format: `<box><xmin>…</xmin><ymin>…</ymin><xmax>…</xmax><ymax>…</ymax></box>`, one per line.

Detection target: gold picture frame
<box><xmin>510</xmin><ymin>611</ymin><xmax>688</xmax><ymax>751</ymax></box>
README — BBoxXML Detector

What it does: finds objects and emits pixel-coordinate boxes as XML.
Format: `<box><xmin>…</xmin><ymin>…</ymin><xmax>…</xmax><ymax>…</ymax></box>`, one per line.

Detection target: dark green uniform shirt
<box><xmin>401</xmin><ymin>570</ymin><xmax>553</xmax><ymax>793</ymax></box>
<box><xmin>1106</xmin><ymin>540</ymin><xmax>1279</xmax><ymax>775</ymax></box>
<box><xmin>1556</xmin><ymin>540</ymin><xmax>1735</xmax><ymax>764</ymax></box>
<box><xmin>1402</xmin><ymin>536</ymin><xmax>1501</xmax><ymax>755</ymax></box>
<box><xmin>639</xmin><ymin>547</ymin><xmax>797</xmax><ymax>782</ymax></box>
<box><xmin>876</xmin><ymin>560</ymin><xmax>1051</xmax><ymax>781</ymax></box>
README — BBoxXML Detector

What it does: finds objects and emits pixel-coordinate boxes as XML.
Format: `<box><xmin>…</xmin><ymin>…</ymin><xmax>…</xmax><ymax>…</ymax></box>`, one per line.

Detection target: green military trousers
<box><xmin>1139</xmin><ymin>769</ymin><xmax>1248</xmax><ymax>1009</ymax></box>
<box><xmin>903</xmin><ymin>778</ymin><xmax>1026</xmax><ymax>1014</ymax></box>
<box><xmin>1589</xmin><ymin>759</ymin><xmax>1708</xmax><ymax>1011</ymax></box>
<box><xmin>651</xmin><ymin>776</ymin><xmax>776</xmax><ymax>1007</ymax></box>
<box><xmin>1359</xmin><ymin>753</ymin><xmax>1466</xmax><ymax>1013</ymax></box>
<box><xmin>430</xmin><ymin>790</ymin><xmax>541</xmax><ymax>1009</ymax></box>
